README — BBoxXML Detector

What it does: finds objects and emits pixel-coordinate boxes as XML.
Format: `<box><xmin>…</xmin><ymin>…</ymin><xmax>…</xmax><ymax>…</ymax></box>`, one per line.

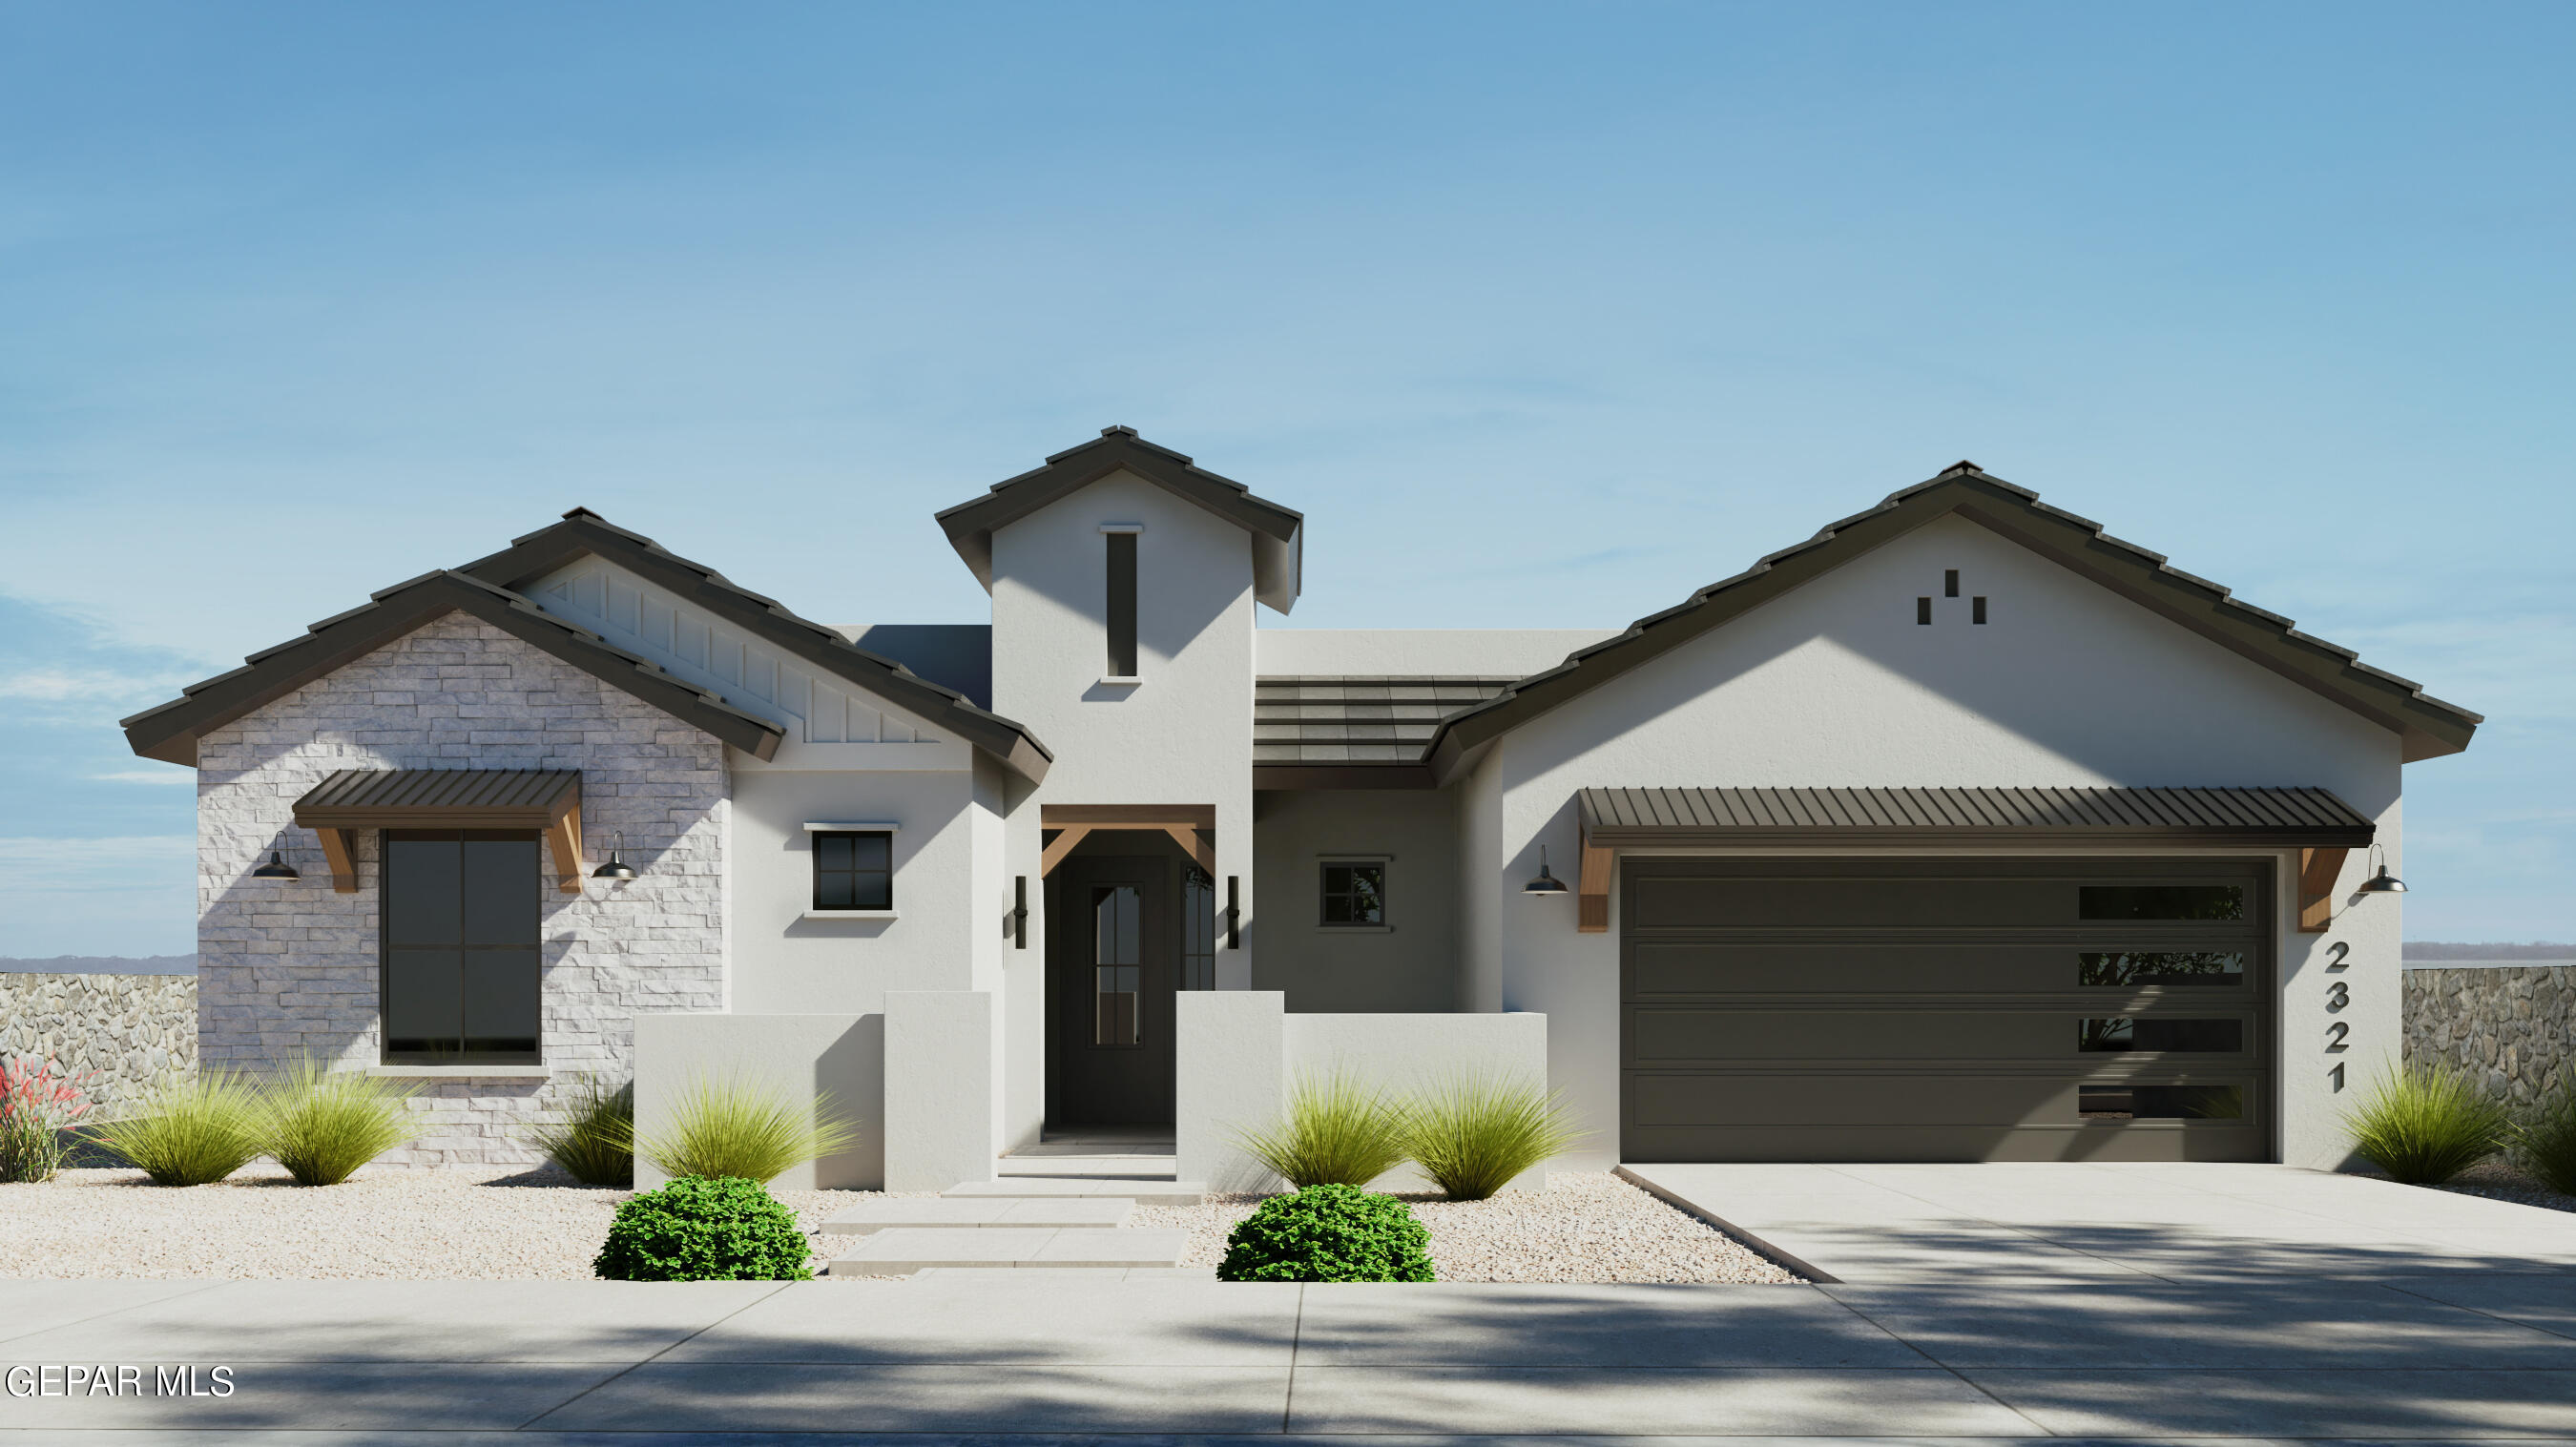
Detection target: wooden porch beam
<box><xmin>544</xmin><ymin>801</ymin><xmax>587</xmax><ymax>895</ymax></box>
<box><xmin>1577</xmin><ymin>820</ymin><xmax>1613</xmax><ymax>934</ymax></box>
<box><xmin>1039</xmin><ymin>824</ymin><xmax>1096</xmax><ymax>877</ymax></box>
<box><xmin>1162</xmin><ymin>824</ymin><xmax>1216</xmax><ymax>876</ymax></box>
<box><xmin>2297</xmin><ymin>846</ymin><xmax>2347</xmax><ymax>933</ymax></box>
<box><xmin>314</xmin><ymin>826</ymin><xmax>359</xmax><ymax>895</ymax></box>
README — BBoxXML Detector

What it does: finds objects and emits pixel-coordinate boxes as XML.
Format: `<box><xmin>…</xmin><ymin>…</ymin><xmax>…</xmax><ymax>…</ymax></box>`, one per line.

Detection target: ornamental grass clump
<box><xmin>83</xmin><ymin>1070</ymin><xmax>267</xmax><ymax>1187</ymax></box>
<box><xmin>635</xmin><ymin>1075</ymin><xmax>858</xmax><ymax>1187</ymax></box>
<box><xmin>0</xmin><ymin>1057</ymin><xmax>97</xmax><ymax>1184</ymax></box>
<box><xmin>526</xmin><ymin>1074</ymin><xmax>634</xmax><ymax>1187</ymax></box>
<box><xmin>2509</xmin><ymin>1067</ymin><xmax>2576</xmax><ymax>1197</ymax></box>
<box><xmin>1231</xmin><ymin>1070</ymin><xmax>1410</xmax><ymax>1189</ymax></box>
<box><xmin>262</xmin><ymin>1058</ymin><xmax>419</xmax><ymax>1186</ymax></box>
<box><xmin>1401</xmin><ymin>1072</ymin><xmax>1586</xmax><ymax>1201</ymax></box>
<box><xmin>593</xmin><ymin>1176</ymin><xmax>814</xmax><ymax>1281</ymax></box>
<box><xmin>1217</xmin><ymin>1183</ymin><xmax>1434</xmax><ymax>1283</ymax></box>
<box><xmin>2344</xmin><ymin>1062</ymin><xmax>2510</xmax><ymax>1185</ymax></box>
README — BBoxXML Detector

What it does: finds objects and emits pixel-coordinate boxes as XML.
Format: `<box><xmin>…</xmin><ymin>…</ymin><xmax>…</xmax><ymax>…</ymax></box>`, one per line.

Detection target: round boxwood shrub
<box><xmin>592</xmin><ymin>1175</ymin><xmax>815</xmax><ymax>1282</ymax></box>
<box><xmin>1217</xmin><ymin>1183</ymin><xmax>1435</xmax><ymax>1283</ymax></box>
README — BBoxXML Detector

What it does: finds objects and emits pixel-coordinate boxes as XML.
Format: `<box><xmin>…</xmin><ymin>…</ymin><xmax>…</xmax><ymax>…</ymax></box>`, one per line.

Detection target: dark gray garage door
<box><xmin>1622</xmin><ymin>858</ymin><xmax>2271</xmax><ymax>1162</ymax></box>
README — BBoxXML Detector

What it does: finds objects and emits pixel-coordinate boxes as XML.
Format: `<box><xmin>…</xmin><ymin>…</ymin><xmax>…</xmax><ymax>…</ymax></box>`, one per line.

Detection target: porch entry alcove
<box><xmin>1039</xmin><ymin>805</ymin><xmax>1218</xmax><ymax>1127</ymax></box>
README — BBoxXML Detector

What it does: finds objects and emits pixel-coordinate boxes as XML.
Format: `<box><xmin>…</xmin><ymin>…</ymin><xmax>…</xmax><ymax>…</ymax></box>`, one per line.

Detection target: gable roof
<box><xmin>457</xmin><ymin>508</ymin><xmax>1052</xmax><ymax>782</ymax></box>
<box><xmin>121</xmin><ymin>570</ymin><xmax>789</xmax><ymax>767</ymax></box>
<box><xmin>936</xmin><ymin>426</ymin><xmax>1304</xmax><ymax>612</ymax></box>
<box><xmin>1424</xmin><ymin>462</ymin><xmax>2483</xmax><ymax>779</ymax></box>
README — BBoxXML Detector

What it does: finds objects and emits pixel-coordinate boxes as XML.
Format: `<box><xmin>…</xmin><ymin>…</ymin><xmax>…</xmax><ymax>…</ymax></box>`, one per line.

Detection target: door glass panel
<box><xmin>2079</xmin><ymin>1084</ymin><xmax>2245</xmax><ymax>1119</ymax></box>
<box><xmin>1093</xmin><ymin>885</ymin><xmax>1141</xmax><ymax>1046</ymax></box>
<box><xmin>2078</xmin><ymin>1018</ymin><xmax>2245</xmax><ymax>1052</ymax></box>
<box><xmin>2079</xmin><ymin>884</ymin><xmax>2245</xmax><ymax>920</ymax></box>
<box><xmin>2080</xmin><ymin>951</ymin><xmax>2246</xmax><ymax>987</ymax></box>
<box><xmin>1182</xmin><ymin>868</ymin><xmax>1215</xmax><ymax>991</ymax></box>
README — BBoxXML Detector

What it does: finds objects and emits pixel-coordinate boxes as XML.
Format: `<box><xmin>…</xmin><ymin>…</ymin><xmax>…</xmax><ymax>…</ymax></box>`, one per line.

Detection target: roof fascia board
<box><xmin>463</xmin><ymin>515</ymin><xmax>1054</xmax><ymax>783</ymax></box>
<box><xmin>122</xmin><ymin>574</ymin><xmax>787</xmax><ymax>767</ymax></box>
<box><xmin>1581</xmin><ymin>823</ymin><xmax>2376</xmax><ymax>848</ymax></box>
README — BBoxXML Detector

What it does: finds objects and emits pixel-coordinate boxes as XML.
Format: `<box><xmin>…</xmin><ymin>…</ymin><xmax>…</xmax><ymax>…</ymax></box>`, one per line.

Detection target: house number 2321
<box><xmin>2324</xmin><ymin>941</ymin><xmax>2350</xmax><ymax>1090</ymax></box>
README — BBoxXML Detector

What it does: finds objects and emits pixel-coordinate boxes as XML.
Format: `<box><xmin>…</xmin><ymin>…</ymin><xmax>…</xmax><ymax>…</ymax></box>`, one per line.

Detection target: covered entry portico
<box><xmin>1038</xmin><ymin>805</ymin><xmax>1221</xmax><ymax>1127</ymax></box>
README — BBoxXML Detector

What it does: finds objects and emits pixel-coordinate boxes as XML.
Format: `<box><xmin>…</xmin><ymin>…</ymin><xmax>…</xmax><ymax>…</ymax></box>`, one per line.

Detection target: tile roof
<box><xmin>1254</xmin><ymin>676</ymin><xmax>1518</xmax><ymax>763</ymax></box>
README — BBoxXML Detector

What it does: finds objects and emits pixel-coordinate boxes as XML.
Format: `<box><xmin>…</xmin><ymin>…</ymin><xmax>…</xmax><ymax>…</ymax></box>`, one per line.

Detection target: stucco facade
<box><xmin>138</xmin><ymin>434</ymin><xmax>2475</xmax><ymax>1180</ymax></box>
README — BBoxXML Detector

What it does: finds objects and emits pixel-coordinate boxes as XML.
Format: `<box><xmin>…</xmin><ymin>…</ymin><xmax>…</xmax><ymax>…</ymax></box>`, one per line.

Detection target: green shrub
<box><xmin>593</xmin><ymin>1175</ymin><xmax>814</xmax><ymax>1281</ymax></box>
<box><xmin>1217</xmin><ymin>1183</ymin><xmax>1435</xmax><ymax>1283</ymax></box>
<box><xmin>526</xmin><ymin>1074</ymin><xmax>634</xmax><ymax>1187</ymax></box>
<box><xmin>262</xmin><ymin>1059</ymin><xmax>419</xmax><ymax>1186</ymax></box>
<box><xmin>1401</xmin><ymin>1072</ymin><xmax>1586</xmax><ymax>1201</ymax></box>
<box><xmin>2509</xmin><ymin>1067</ymin><xmax>2576</xmax><ymax>1196</ymax></box>
<box><xmin>2344</xmin><ymin>1062</ymin><xmax>2510</xmax><ymax>1184</ymax></box>
<box><xmin>1232</xmin><ymin>1071</ymin><xmax>1409</xmax><ymax>1189</ymax></box>
<box><xmin>634</xmin><ymin>1075</ymin><xmax>858</xmax><ymax>1186</ymax></box>
<box><xmin>82</xmin><ymin>1071</ymin><xmax>267</xmax><ymax>1187</ymax></box>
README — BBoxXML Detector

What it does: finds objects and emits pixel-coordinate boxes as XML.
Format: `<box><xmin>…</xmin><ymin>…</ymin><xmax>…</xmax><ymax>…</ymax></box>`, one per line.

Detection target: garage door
<box><xmin>1621</xmin><ymin>858</ymin><xmax>2271</xmax><ymax>1162</ymax></box>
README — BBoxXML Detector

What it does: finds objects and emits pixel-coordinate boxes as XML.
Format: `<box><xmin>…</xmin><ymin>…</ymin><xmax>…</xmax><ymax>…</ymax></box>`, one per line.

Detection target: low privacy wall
<box><xmin>1177</xmin><ymin>993</ymin><xmax>1549</xmax><ymax>1193</ymax></box>
<box><xmin>2404</xmin><ymin>965</ymin><xmax>2574</xmax><ymax>1111</ymax></box>
<box><xmin>0</xmin><ymin>972</ymin><xmax>197</xmax><ymax>1114</ymax></box>
<box><xmin>634</xmin><ymin>1012</ymin><xmax>883</xmax><ymax>1190</ymax></box>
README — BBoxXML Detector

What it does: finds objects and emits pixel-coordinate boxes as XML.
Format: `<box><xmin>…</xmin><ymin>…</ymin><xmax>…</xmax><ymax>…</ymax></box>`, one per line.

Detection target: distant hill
<box><xmin>2404</xmin><ymin>941</ymin><xmax>2576</xmax><ymax>961</ymax></box>
<box><xmin>0</xmin><ymin>955</ymin><xmax>196</xmax><ymax>975</ymax></box>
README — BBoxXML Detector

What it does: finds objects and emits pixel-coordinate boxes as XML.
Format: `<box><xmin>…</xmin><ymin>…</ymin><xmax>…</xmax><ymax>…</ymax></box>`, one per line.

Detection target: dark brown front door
<box><xmin>1048</xmin><ymin>854</ymin><xmax>1180</xmax><ymax>1126</ymax></box>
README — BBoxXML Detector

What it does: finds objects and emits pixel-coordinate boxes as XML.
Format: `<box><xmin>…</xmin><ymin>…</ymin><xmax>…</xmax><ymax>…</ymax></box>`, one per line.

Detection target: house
<box><xmin>122</xmin><ymin>428</ymin><xmax>2480</xmax><ymax>1186</ymax></box>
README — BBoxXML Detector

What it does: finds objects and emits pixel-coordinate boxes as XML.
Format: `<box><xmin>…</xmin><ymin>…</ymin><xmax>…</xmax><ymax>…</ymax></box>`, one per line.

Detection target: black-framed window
<box><xmin>812</xmin><ymin>831</ymin><xmax>892</xmax><ymax>910</ymax></box>
<box><xmin>1320</xmin><ymin>860</ymin><xmax>1386</xmax><ymax>927</ymax></box>
<box><xmin>382</xmin><ymin>829</ymin><xmax>542</xmax><ymax>1065</ymax></box>
<box><xmin>1093</xmin><ymin>883</ymin><xmax>1142</xmax><ymax>1045</ymax></box>
<box><xmin>1183</xmin><ymin>867</ymin><xmax>1215</xmax><ymax>990</ymax></box>
<box><xmin>1105</xmin><ymin>530</ymin><xmax>1138</xmax><ymax>676</ymax></box>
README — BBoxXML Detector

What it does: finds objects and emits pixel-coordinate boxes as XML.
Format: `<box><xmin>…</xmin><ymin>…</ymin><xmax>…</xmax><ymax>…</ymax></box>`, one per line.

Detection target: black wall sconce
<box><xmin>2358</xmin><ymin>843</ymin><xmax>2406</xmax><ymax>894</ymax></box>
<box><xmin>592</xmin><ymin>831</ymin><xmax>637</xmax><ymax>881</ymax></box>
<box><xmin>1010</xmin><ymin>875</ymin><xmax>1028</xmax><ymax>948</ymax></box>
<box><xmin>1225</xmin><ymin>875</ymin><xmax>1240</xmax><ymax>950</ymax></box>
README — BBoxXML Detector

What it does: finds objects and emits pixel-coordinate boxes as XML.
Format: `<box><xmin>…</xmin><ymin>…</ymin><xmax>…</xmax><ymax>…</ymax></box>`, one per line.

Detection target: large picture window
<box><xmin>382</xmin><ymin>829</ymin><xmax>542</xmax><ymax>1065</ymax></box>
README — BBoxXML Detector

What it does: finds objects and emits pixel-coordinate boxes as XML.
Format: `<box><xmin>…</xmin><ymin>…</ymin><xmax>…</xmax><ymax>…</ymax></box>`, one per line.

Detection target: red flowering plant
<box><xmin>0</xmin><ymin>1056</ymin><xmax>99</xmax><ymax>1183</ymax></box>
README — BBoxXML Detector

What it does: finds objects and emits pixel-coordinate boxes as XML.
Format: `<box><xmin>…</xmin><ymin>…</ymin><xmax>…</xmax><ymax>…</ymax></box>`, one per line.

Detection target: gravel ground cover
<box><xmin>2</xmin><ymin>1167</ymin><xmax>1798</xmax><ymax>1284</ymax></box>
<box><xmin>2429</xmin><ymin>1159</ymin><xmax>2576</xmax><ymax>1214</ymax></box>
<box><xmin>1129</xmin><ymin>1171</ymin><xmax>1803</xmax><ymax>1283</ymax></box>
<box><xmin>0</xmin><ymin>1165</ymin><xmax>913</xmax><ymax>1280</ymax></box>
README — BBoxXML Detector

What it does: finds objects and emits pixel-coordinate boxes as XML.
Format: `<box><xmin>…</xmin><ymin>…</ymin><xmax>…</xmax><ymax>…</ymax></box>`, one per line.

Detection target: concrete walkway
<box><xmin>1616</xmin><ymin>1162</ymin><xmax>2576</xmax><ymax>1282</ymax></box>
<box><xmin>7</xmin><ymin>1260</ymin><xmax>2576</xmax><ymax>1440</ymax></box>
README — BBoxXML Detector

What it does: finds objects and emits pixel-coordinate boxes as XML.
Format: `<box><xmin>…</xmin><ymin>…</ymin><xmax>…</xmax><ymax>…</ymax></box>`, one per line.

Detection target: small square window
<box><xmin>1320</xmin><ymin>861</ymin><xmax>1385</xmax><ymax>927</ymax></box>
<box><xmin>813</xmin><ymin>831</ymin><xmax>892</xmax><ymax>911</ymax></box>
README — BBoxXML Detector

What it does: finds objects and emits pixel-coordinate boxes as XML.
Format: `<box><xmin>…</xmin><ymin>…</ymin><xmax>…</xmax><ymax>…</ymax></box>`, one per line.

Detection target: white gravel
<box><xmin>1129</xmin><ymin>1171</ymin><xmax>1802</xmax><ymax>1283</ymax></box>
<box><xmin>2431</xmin><ymin>1159</ymin><xmax>2576</xmax><ymax>1214</ymax></box>
<box><xmin>0</xmin><ymin>1164</ymin><xmax>920</xmax><ymax>1280</ymax></box>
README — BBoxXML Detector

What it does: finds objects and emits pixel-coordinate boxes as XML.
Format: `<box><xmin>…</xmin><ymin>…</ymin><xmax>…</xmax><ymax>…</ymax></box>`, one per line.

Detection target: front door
<box><xmin>1047</xmin><ymin>854</ymin><xmax>1180</xmax><ymax>1126</ymax></box>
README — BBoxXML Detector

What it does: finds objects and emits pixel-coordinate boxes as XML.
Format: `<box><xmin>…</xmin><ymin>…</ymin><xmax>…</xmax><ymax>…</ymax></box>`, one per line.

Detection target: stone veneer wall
<box><xmin>0</xmin><ymin>973</ymin><xmax>197</xmax><ymax>1114</ymax></box>
<box><xmin>2404</xmin><ymin>965</ymin><xmax>2575</xmax><ymax>1111</ymax></box>
<box><xmin>196</xmin><ymin>611</ymin><xmax>729</xmax><ymax>1166</ymax></box>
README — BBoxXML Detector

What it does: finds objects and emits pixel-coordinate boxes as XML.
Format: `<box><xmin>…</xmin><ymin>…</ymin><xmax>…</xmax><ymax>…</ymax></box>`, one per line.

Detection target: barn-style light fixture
<box><xmin>591</xmin><ymin>832</ymin><xmax>637</xmax><ymax>881</ymax></box>
<box><xmin>250</xmin><ymin>848</ymin><xmax>300</xmax><ymax>881</ymax></box>
<box><xmin>1523</xmin><ymin>844</ymin><xmax>1568</xmax><ymax>896</ymax></box>
<box><xmin>2358</xmin><ymin>843</ymin><xmax>2406</xmax><ymax>894</ymax></box>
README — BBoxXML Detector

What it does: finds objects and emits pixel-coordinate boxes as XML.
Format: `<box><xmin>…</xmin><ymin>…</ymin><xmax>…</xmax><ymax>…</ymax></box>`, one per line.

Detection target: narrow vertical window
<box><xmin>1182</xmin><ymin>867</ymin><xmax>1215</xmax><ymax>990</ymax></box>
<box><xmin>1105</xmin><ymin>531</ymin><xmax>1138</xmax><ymax>677</ymax></box>
<box><xmin>1092</xmin><ymin>884</ymin><xmax>1142</xmax><ymax>1044</ymax></box>
<box><xmin>1972</xmin><ymin>595</ymin><xmax>1988</xmax><ymax>624</ymax></box>
<box><xmin>1944</xmin><ymin>569</ymin><xmax>1960</xmax><ymax>597</ymax></box>
<box><xmin>1916</xmin><ymin>597</ymin><xmax>1932</xmax><ymax>625</ymax></box>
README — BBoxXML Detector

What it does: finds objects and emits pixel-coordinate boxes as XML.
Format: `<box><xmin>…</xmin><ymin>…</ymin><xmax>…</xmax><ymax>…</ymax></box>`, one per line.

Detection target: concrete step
<box><xmin>945</xmin><ymin>1177</ymin><xmax>1207</xmax><ymax>1206</ymax></box>
<box><xmin>820</xmin><ymin>1197</ymin><xmax>1133</xmax><ymax>1235</ymax></box>
<box><xmin>996</xmin><ymin>1154</ymin><xmax>1179</xmax><ymax>1180</ymax></box>
<box><xmin>826</xmin><ymin>1226</ymin><xmax>1190</xmax><ymax>1275</ymax></box>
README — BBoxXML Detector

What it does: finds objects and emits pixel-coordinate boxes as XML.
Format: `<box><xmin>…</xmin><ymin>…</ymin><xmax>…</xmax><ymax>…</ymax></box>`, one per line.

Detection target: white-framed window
<box><xmin>802</xmin><ymin>820</ymin><xmax>899</xmax><ymax>918</ymax></box>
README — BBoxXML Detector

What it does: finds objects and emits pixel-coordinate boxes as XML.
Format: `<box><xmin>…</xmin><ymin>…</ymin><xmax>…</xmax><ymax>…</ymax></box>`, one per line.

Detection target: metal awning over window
<box><xmin>1568</xmin><ymin>785</ymin><xmax>2375</xmax><ymax>934</ymax></box>
<box><xmin>292</xmin><ymin>769</ymin><xmax>585</xmax><ymax>895</ymax></box>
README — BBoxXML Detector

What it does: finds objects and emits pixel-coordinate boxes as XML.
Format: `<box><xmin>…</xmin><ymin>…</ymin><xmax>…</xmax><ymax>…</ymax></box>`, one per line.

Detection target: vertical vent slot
<box><xmin>1916</xmin><ymin>597</ymin><xmax>1932</xmax><ymax>625</ymax></box>
<box><xmin>1944</xmin><ymin>569</ymin><xmax>1960</xmax><ymax>597</ymax></box>
<box><xmin>1973</xmin><ymin>596</ymin><xmax>1988</xmax><ymax>625</ymax></box>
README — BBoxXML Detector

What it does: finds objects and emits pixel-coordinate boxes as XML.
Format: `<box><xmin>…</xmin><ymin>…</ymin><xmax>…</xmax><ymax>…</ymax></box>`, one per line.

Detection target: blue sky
<box><xmin>2</xmin><ymin>2</ymin><xmax>2569</xmax><ymax>955</ymax></box>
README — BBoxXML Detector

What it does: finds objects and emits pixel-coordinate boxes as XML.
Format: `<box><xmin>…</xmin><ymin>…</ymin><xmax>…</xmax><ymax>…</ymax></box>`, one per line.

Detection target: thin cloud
<box><xmin>88</xmin><ymin>770</ymin><xmax>195</xmax><ymax>785</ymax></box>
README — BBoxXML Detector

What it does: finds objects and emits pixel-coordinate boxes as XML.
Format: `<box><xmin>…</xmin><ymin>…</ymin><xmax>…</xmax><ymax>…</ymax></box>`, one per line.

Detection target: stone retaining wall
<box><xmin>2404</xmin><ymin>964</ymin><xmax>2574</xmax><ymax>1110</ymax></box>
<box><xmin>0</xmin><ymin>972</ymin><xmax>197</xmax><ymax>1114</ymax></box>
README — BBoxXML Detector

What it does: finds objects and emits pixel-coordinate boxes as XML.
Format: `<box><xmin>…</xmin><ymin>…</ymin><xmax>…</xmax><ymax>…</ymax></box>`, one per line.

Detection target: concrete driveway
<box><xmin>1617</xmin><ymin>1161</ymin><xmax>2576</xmax><ymax>1282</ymax></box>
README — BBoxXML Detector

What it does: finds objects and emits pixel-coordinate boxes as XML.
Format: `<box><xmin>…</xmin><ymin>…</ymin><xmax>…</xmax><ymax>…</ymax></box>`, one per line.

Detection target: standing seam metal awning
<box><xmin>289</xmin><ymin>770</ymin><xmax>587</xmax><ymax>895</ymax></box>
<box><xmin>1578</xmin><ymin>785</ymin><xmax>2375</xmax><ymax>844</ymax></box>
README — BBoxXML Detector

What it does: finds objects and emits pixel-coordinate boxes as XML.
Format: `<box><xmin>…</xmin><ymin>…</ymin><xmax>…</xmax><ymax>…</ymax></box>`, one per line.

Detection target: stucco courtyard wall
<box><xmin>2405</xmin><ymin>964</ymin><xmax>2575</xmax><ymax>1111</ymax></box>
<box><xmin>194</xmin><ymin>611</ymin><xmax>729</xmax><ymax>1166</ymax></box>
<box><xmin>0</xmin><ymin>972</ymin><xmax>197</xmax><ymax>1114</ymax></box>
